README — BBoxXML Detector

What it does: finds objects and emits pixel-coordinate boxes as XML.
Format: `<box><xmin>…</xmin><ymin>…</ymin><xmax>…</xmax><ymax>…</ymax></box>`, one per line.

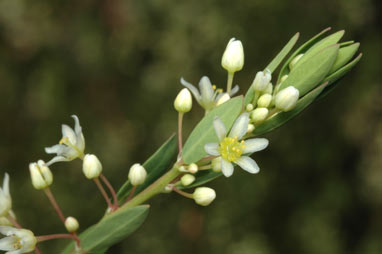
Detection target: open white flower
<box><xmin>45</xmin><ymin>115</ymin><xmax>85</xmax><ymax>166</ymax></box>
<box><xmin>0</xmin><ymin>174</ymin><xmax>11</xmax><ymax>217</ymax></box>
<box><xmin>0</xmin><ymin>226</ymin><xmax>36</xmax><ymax>254</ymax></box>
<box><xmin>180</xmin><ymin>76</ymin><xmax>239</xmax><ymax>112</ymax></box>
<box><xmin>204</xmin><ymin>113</ymin><xmax>269</xmax><ymax>177</ymax></box>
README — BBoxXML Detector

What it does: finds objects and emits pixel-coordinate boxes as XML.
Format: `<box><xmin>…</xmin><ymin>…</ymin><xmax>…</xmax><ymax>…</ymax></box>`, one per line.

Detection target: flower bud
<box><xmin>251</xmin><ymin>108</ymin><xmax>269</xmax><ymax>124</ymax></box>
<box><xmin>181</xmin><ymin>174</ymin><xmax>195</xmax><ymax>186</ymax></box>
<box><xmin>247</xmin><ymin>124</ymin><xmax>255</xmax><ymax>134</ymax></box>
<box><xmin>275</xmin><ymin>86</ymin><xmax>300</xmax><ymax>112</ymax></box>
<box><xmin>221</xmin><ymin>38</ymin><xmax>244</xmax><ymax>73</ymax></box>
<box><xmin>216</xmin><ymin>93</ymin><xmax>230</xmax><ymax>106</ymax></box>
<box><xmin>174</xmin><ymin>88</ymin><xmax>192</xmax><ymax>113</ymax></box>
<box><xmin>264</xmin><ymin>82</ymin><xmax>273</xmax><ymax>95</ymax></box>
<box><xmin>128</xmin><ymin>163</ymin><xmax>147</xmax><ymax>186</ymax></box>
<box><xmin>246</xmin><ymin>103</ymin><xmax>254</xmax><ymax>112</ymax></box>
<box><xmin>211</xmin><ymin>157</ymin><xmax>222</xmax><ymax>172</ymax></box>
<box><xmin>65</xmin><ymin>216</ymin><xmax>79</xmax><ymax>233</ymax></box>
<box><xmin>193</xmin><ymin>187</ymin><xmax>216</xmax><ymax>206</ymax></box>
<box><xmin>29</xmin><ymin>160</ymin><xmax>53</xmax><ymax>190</ymax></box>
<box><xmin>289</xmin><ymin>53</ymin><xmax>304</xmax><ymax>70</ymax></box>
<box><xmin>257</xmin><ymin>94</ymin><xmax>272</xmax><ymax>108</ymax></box>
<box><xmin>82</xmin><ymin>154</ymin><xmax>103</xmax><ymax>179</ymax></box>
<box><xmin>188</xmin><ymin>163</ymin><xmax>198</xmax><ymax>174</ymax></box>
<box><xmin>252</xmin><ymin>69</ymin><xmax>271</xmax><ymax>92</ymax></box>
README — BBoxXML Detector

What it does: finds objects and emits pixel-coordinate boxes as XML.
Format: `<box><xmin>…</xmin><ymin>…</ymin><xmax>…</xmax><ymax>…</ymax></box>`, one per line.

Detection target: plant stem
<box><xmin>93</xmin><ymin>178</ymin><xmax>114</xmax><ymax>210</ymax></box>
<box><xmin>100</xmin><ymin>173</ymin><xmax>119</xmax><ymax>209</ymax></box>
<box><xmin>7</xmin><ymin>215</ymin><xmax>21</xmax><ymax>229</ymax></box>
<box><xmin>178</xmin><ymin>112</ymin><xmax>184</xmax><ymax>157</ymax></box>
<box><xmin>37</xmin><ymin>234</ymin><xmax>76</xmax><ymax>242</ymax></box>
<box><xmin>44</xmin><ymin>188</ymin><xmax>66</xmax><ymax>224</ymax></box>
<box><xmin>125</xmin><ymin>186</ymin><xmax>136</xmax><ymax>204</ymax></box>
<box><xmin>226</xmin><ymin>72</ymin><xmax>234</xmax><ymax>94</ymax></box>
<box><xmin>120</xmin><ymin>163</ymin><xmax>181</xmax><ymax>211</ymax></box>
<box><xmin>172</xmin><ymin>187</ymin><xmax>193</xmax><ymax>199</ymax></box>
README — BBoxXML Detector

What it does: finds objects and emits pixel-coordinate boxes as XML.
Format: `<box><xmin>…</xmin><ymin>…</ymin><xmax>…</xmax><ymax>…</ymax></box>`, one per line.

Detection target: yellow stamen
<box><xmin>218</xmin><ymin>137</ymin><xmax>246</xmax><ymax>162</ymax></box>
<box><xmin>212</xmin><ymin>85</ymin><xmax>217</xmax><ymax>90</ymax></box>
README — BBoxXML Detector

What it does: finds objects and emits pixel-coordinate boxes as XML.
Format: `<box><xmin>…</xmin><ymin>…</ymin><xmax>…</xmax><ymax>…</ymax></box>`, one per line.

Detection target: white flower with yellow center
<box><xmin>45</xmin><ymin>115</ymin><xmax>85</xmax><ymax>166</ymax></box>
<box><xmin>0</xmin><ymin>174</ymin><xmax>12</xmax><ymax>217</ymax></box>
<box><xmin>204</xmin><ymin>113</ymin><xmax>269</xmax><ymax>177</ymax></box>
<box><xmin>180</xmin><ymin>76</ymin><xmax>239</xmax><ymax>112</ymax></box>
<box><xmin>0</xmin><ymin>226</ymin><xmax>36</xmax><ymax>254</ymax></box>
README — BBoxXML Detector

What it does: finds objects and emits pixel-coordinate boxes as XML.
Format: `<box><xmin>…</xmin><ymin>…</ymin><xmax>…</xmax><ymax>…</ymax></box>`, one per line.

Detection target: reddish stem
<box><xmin>94</xmin><ymin>178</ymin><xmax>114</xmax><ymax>210</ymax></box>
<box><xmin>172</xmin><ymin>187</ymin><xmax>193</xmax><ymax>199</ymax></box>
<box><xmin>7</xmin><ymin>215</ymin><xmax>22</xmax><ymax>229</ymax></box>
<box><xmin>36</xmin><ymin>233</ymin><xmax>76</xmax><ymax>242</ymax></box>
<box><xmin>177</xmin><ymin>113</ymin><xmax>184</xmax><ymax>157</ymax></box>
<box><xmin>124</xmin><ymin>186</ymin><xmax>136</xmax><ymax>205</ymax></box>
<box><xmin>44</xmin><ymin>188</ymin><xmax>65</xmax><ymax>224</ymax></box>
<box><xmin>100</xmin><ymin>173</ymin><xmax>119</xmax><ymax>209</ymax></box>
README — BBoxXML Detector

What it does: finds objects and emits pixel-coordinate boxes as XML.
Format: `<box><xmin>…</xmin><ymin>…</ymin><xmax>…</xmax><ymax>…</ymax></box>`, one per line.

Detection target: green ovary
<box><xmin>218</xmin><ymin>137</ymin><xmax>245</xmax><ymax>162</ymax></box>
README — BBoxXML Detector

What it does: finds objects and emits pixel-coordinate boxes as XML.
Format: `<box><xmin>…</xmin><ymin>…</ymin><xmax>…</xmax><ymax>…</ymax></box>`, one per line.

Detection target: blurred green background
<box><xmin>0</xmin><ymin>0</ymin><xmax>380</xmax><ymax>253</ymax></box>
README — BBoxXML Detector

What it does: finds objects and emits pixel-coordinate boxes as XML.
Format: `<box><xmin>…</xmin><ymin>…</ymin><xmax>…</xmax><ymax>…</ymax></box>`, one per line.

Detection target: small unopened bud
<box><xmin>264</xmin><ymin>83</ymin><xmax>273</xmax><ymax>95</ymax></box>
<box><xmin>82</xmin><ymin>154</ymin><xmax>103</xmax><ymax>179</ymax></box>
<box><xmin>252</xmin><ymin>69</ymin><xmax>271</xmax><ymax>92</ymax></box>
<box><xmin>221</xmin><ymin>38</ymin><xmax>244</xmax><ymax>73</ymax></box>
<box><xmin>29</xmin><ymin>160</ymin><xmax>53</xmax><ymax>190</ymax></box>
<box><xmin>216</xmin><ymin>93</ymin><xmax>230</xmax><ymax>106</ymax></box>
<box><xmin>128</xmin><ymin>163</ymin><xmax>147</xmax><ymax>186</ymax></box>
<box><xmin>181</xmin><ymin>174</ymin><xmax>195</xmax><ymax>186</ymax></box>
<box><xmin>211</xmin><ymin>157</ymin><xmax>222</xmax><ymax>172</ymax></box>
<box><xmin>247</xmin><ymin>124</ymin><xmax>255</xmax><ymax>134</ymax></box>
<box><xmin>65</xmin><ymin>217</ymin><xmax>79</xmax><ymax>233</ymax></box>
<box><xmin>193</xmin><ymin>187</ymin><xmax>216</xmax><ymax>206</ymax></box>
<box><xmin>257</xmin><ymin>94</ymin><xmax>272</xmax><ymax>108</ymax></box>
<box><xmin>251</xmin><ymin>108</ymin><xmax>269</xmax><ymax>124</ymax></box>
<box><xmin>174</xmin><ymin>88</ymin><xmax>192</xmax><ymax>113</ymax></box>
<box><xmin>188</xmin><ymin>163</ymin><xmax>198</xmax><ymax>174</ymax></box>
<box><xmin>289</xmin><ymin>54</ymin><xmax>304</xmax><ymax>70</ymax></box>
<box><xmin>246</xmin><ymin>104</ymin><xmax>254</xmax><ymax>112</ymax></box>
<box><xmin>178</xmin><ymin>166</ymin><xmax>188</xmax><ymax>173</ymax></box>
<box><xmin>275</xmin><ymin>86</ymin><xmax>300</xmax><ymax>112</ymax></box>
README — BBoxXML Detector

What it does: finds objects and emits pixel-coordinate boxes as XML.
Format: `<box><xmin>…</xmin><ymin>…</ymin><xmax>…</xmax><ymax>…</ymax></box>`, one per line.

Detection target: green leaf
<box><xmin>117</xmin><ymin>135</ymin><xmax>177</xmax><ymax>203</ymax></box>
<box><xmin>182</xmin><ymin>97</ymin><xmax>243</xmax><ymax>164</ymax></box>
<box><xmin>265</xmin><ymin>32</ymin><xmax>300</xmax><ymax>73</ymax></box>
<box><xmin>318</xmin><ymin>53</ymin><xmax>362</xmax><ymax>99</ymax></box>
<box><xmin>278</xmin><ymin>44</ymin><xmax>339</xmax><ymax>96</ymax></box>
<box><xmin>277</xmin><ymin>27</ymin><xmax>332</xmax><ymax>83</ymax></box>
<box><xmin>252</xmin><ymin>83</ymin><xmax>328</xmax><ymax>136</ymax></box>
<box><xmin>329</xmin><ymin>43</ymin><xmax>359</xmax><ymax>73</ymax></box>
<box><xmin>293</xmin><ymin>30</ymin><xmax>344</xmax><ymax>69</ymax></box>
<box><xmin>179</xmin><ymin>171</ymin><xmax>222</xmax><ymax>190</ymax></box>
<box><xmin>63</xmin><ymin>206</ymin><xmax>150</xmax><ymax>254</ymax></box>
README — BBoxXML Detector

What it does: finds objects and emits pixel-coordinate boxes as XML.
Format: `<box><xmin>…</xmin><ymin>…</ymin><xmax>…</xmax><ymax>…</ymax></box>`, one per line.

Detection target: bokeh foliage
<box><xmin>0</xmin><ymin>0</ymin><xmax>380</xmax><ymax>253</ymax></box>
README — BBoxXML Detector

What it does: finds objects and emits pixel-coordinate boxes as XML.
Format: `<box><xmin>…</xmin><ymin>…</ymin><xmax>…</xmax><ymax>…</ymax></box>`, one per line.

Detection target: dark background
<box><xmin>0</xmin><ymin>0</ymin><xmax>380</xmax><ymax>253</ymax></box>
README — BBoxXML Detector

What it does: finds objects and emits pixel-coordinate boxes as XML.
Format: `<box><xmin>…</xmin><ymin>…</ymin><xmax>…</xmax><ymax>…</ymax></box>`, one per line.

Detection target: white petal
<box><xmin>0</xmin><ymin>226</ymin><xmax>17</xmax><ymax>235</ymax></box>
<box><xmin>180</xmin><ymin>77</ymin><xmax>201</xmax><ymax>102</ymax></box>
<box><xmin>61</xmin><ymin>124</ymin><xmax>77</xmax><ymax>145</ymax></box>
<box><xmin>243</xmin><ymin>138</ymin><xmax>269</xmax><ymax>154</ymax></box>
<box><xmin>71</xmin><ymin>115</ymin><xmax>85</xmax><ymax>150</ymax></box>
<box><xmin>45</xmin><ymin>156</ymin><xmax>70</xmax><ymax>166</ymax></box>
<box><xmin>2</xmin><ymin>174</ymin><xmax>9</xmax><ymax>197</ymax></box>
<box><xmin>213</xmin><ymin>118</ymin><xmax>227</xmax><ymax>141</ymax></box>
<box><xmin>0</xmin><ymin>236</ymin><xmax>17</xmax><ymax>251</ymax></box>
<box><xmin>235</xmin><ymin>156</ymin><xmax>259</xmax><ymax>174</ymax></box>
<box><xmin>229</xmin><ymin>113</ymin><xmax>250</xmax><ymax>139</ymax></box>
<box><xmin>204</xmin><ymin>143</ymin><xmax>220</xmax><ymax>156</ymax></box>
<box><xmin>45</xmin><ymin>144</ymin><xmax>66</xmax><ymax>154</ymax></box>
<box><xmin>221</xmin><ymin>159</ymin><xmax>234</xmax><ymax>177</ymax></box>
<box><xmin>198</xmin><ymin>76</ymin><xmax>214</xmax><ymax>106</ymax></box>
<box><xmin>229</xmin><ymin>85</ymin><xmax>240</xmax><ymax>96</ymax></box>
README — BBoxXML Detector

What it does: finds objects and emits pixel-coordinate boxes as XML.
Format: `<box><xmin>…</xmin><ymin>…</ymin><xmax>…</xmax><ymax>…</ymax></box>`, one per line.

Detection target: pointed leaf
<box><xmin>117</xmin><ymin>135</ymin><xmax>177</xmax><ymax>203</ymax></box>
<box><xmin>63</xmin><ymin>206</ymin><xmax>149</xmax><ymax>254</ymax></box>
<box><xmin>278</xmin><ymin>44</ymin><xmax>339</xmax><ymax>96</ymax></box>
<box><xmin>329</xmin><ymin>43</ymin><xmax>359</xmax><ymax>73</ymax></box>
<box><xmin>252</xmin><ymin>83</ymin><xmax>328</xmax><ymax>136</ymax></box>
<box><xmin>182</xmin><ymin>97</ymin><xmax>243</xmax><ymax>164</ymax></box>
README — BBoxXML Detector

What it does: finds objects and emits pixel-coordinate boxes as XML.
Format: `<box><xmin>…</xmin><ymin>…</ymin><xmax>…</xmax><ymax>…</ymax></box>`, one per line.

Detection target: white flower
<box><xmin>180</xmin><ymin>76</ymin><xmax>239</xmax><ymax>111</ymax></box>
<box><xmin>45</xmin><ymin>115</ymin><xmax>85</xmax><ymax>166</ymax></box>
<box><xmin>221</xmin><ymin>38</ymin><xmax>244</xmax><ymax>73</ymax></box>
<box><xmin>128</xmin><ymin>163</ymin><xmax>147</xmax><ymax>186</ymax></box>
<box><xmin>29</xmin><ymin>160</ymin><xmax>53</xmax><ymax>190</ymax></box>
<box><xmin>0</xmin><ymin>174</ymin><xmax>11</xmax><ymax>217</ymax></box>
<box><xmin>193</xmin><ymin>187</ymin><xmax>216</xmax><ymax>206</ymax></box>
<box><xmin>0</xmin><ymin>226</ymin><xmax>36</xmax><ymax>254</ymax></box>
<box><xmin>82</xmin><ymin>154</ymin><xmax>103</xmax><ymax>179</ymax></box>
<box><xmin>204</xmin><ymin>113</ymin><xmax>269</xmax><ymax>177</ymax></box>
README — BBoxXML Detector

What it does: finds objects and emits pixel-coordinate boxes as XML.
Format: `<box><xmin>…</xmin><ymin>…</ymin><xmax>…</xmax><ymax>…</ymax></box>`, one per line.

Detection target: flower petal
<box><xmin>0</xmin><ymin>236</ymin><xmax>17</xmax><ymax>251</ymax></box>
<box><xmin>221</xmin><ymin>158</ymin><xmax>234</xmax><ymax>177</ymax></box>
<box><xmin>213</xmin><ymin>117</ymin><xmax>227</xmax><ymax>141</ymax></box>
<box><xmin>198</xmin><ymin>76</ymin><xmax>214</xmax><ymax>107</ymax></box>
<box><xmin>45</xmin><ymin>156</ymin><xmax>70</xmax><ymax>166</ymax></box>
<box><xmin>229</xmin><ymin>85</ymin><xmax>240</xmax><ymax>96</ymax></box>
<box><xmin>180</xmin><ymin>77</ymin><xmax>201</xmax><ymax>102</ymax></box>
<box><xmin>228</xmin><ymin>113</ymin><xmax>250</xmax><ymax>139</ymax></box>
<box><xmin>72</xmin><ymin>115</ymin><xmax>85</xmax><ymax>151</ymax></box>
<box><xmin>2</xmin><ymin>174</ymin><xmax>9</xmax><ymax>197</ymax></box>
<box><xmin>204</xmin><ymin>143</ymin><xmax>220</xmax><ymax>156</ymax></box>
<box><xmin>243</xmin><ymin>138</ymin><xmax>269</xmax><ymax>154</ymax></box>
<box><xmin>61</xmin><ymin>124</ymin><xmax>77</xmax><ymax>145</ymax></box>
<box><xmin>235</xmin><ymin>156</ymin><xmax>259</xmax><ymax>174</ymax></box>
<box><xmin>45</xmin><ymin>144</ymin><xmax>66</xmax><ymax>155</ymax></box>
